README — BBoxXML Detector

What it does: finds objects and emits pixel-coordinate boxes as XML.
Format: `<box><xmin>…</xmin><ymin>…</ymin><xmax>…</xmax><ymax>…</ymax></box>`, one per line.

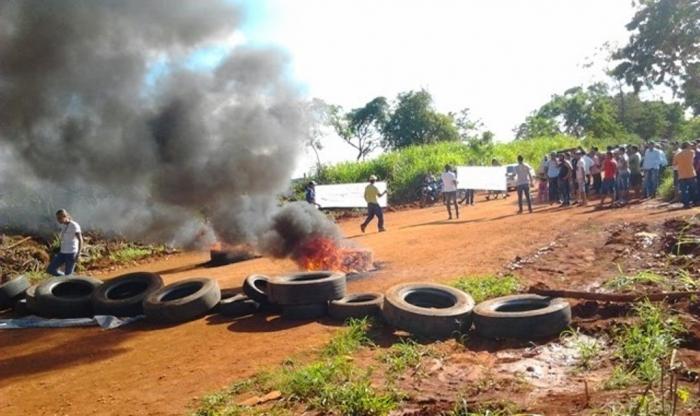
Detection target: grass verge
<box><xmin>452</xmin><ymin>275</ymin><xmax>520</xmax><ymax>303</ymax></box>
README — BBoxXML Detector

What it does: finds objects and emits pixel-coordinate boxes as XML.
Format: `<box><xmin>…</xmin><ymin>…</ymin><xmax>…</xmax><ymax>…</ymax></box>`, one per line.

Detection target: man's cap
<box><xmin>369</xmin><ymin>174</ymin><xmax>378</xmax><ymax>181</ymax></box>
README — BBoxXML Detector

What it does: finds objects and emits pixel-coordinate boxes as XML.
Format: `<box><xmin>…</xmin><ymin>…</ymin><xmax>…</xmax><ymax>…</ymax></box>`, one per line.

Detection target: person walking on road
<box><xmin>673</xmin><ymin>142</ymin><xmax>697</xmax><ymax>209</ymax></box>
<box><xmin>360</xmin><ymin>175</ymin><xmax>387</xmax><ymax>233</ymax></box>
<box><xmin>441</xmin><ymin>164</ymin><xmax>459</xmax><ymax>220</ymax></box>
<box><xmin>304</xmin><ymin>181</ymin><xmax>320</xmax><ymax>208</ymax></box>
<box><xmin>47</xmin><ymin>209</ymin><xmax>83</xmax><ymax>276</ymax></box>
<box><xmin>514</xmin><ymin>155</ymin><xmax>534</xmax><ymax>213</ymax></box>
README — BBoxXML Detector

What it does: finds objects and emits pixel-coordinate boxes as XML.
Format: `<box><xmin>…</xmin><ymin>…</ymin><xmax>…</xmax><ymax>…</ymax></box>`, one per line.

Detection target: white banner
<box><xmin>456</xmin><ymin>166</ymin><xmax>507</xmax><ymax>191</ymax></box>
<box><xmin>315</xmin><ymin>181</ymin><xmax>388</xmax><ymax>208</ymax></box>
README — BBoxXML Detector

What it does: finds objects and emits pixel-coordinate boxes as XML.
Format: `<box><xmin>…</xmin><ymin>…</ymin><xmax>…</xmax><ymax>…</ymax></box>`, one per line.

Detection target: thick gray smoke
<box><xmin>0</xmin><ymin>0</ymin><xmax>340</xmax><ymax>255</ymax></box>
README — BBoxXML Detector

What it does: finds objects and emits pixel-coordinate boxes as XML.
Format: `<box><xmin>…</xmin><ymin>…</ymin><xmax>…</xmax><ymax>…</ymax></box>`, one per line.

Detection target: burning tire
<box><xmin>473</xmin><ymin>294</ymin><xmax>571</xmax><ymax>340</ymax></box>
<box><xmin>143</xmin><ymin>278</ymin><xmax>221</xmax><ymax>324</ymax></box>
<box><xmin>0</xmin><ymin>274</ymin><xmax>30</xmax><ymax>307</ymax></box>
<box><xmin>281</xmin><ymin>303</ymin><xmax>327</xmax><ymax>320</ymax></box>
<box><xmin>328</xmin><ymin>292</ymin><xmax>384</xmax><ymax>321</ymax></box>
<box><xmin>34</xmin><ymin>276</ymin><xmax>103</xmax><ymax>318</ymax></box>
<box><xmin>382</xmin><ymin>283</ymin><xmax>475</xmax><ymax>338</ymax></box>
<box><xmin>267</xmin><ymin>271</ymin><xmax>345</xmax><ymax>305</ymax></box>
<box><xmin>92</xmin><ymin>272</ymin><xmax>164</xmax><ymax>317</ymax></box>
<box><xmin>217</xmin><ymin>293</ymin><xmax>259</xmax><ymax>318</ymax></box>
<box><xmin>243</xmin><ymin>274</ymin><xmax>271</xmax><ymax>304</ymax></box>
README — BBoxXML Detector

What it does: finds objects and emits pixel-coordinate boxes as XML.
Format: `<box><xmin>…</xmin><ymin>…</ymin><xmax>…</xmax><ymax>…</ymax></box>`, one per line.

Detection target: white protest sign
<box><xmin>315</xmin><ymin>181</ymin><xmax>388</xmax><ymax>208</ymax></box>
<box><xmin>456</xmin><ymin>166</ymin><xmax>507</xmax><ymax>191</ymax></box>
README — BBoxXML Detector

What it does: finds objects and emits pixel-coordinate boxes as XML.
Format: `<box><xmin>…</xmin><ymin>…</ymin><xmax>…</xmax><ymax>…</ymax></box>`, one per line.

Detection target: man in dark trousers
<box><xmin>304</xmin><ymin>180</ymin><xmax>320</xmax><ymax>208</ymax></box>
<box><xmin>441</xmin><ymin>164</ymin><xmax>459</xmax><ymax>219</ymax></box>
<box><xmin>47</xmin><ymin>209</ymin><xmax>83</xmax><ymax>276</ymax></box>
<box><xmin>360</xmin><ymin>175</ymin><xmax>387</xmax><ymax>233</ymax></box>
<box><xmin>514</xmin><ymin>155</ymin><xmax>534</xmax><ymax>213</ymax></box>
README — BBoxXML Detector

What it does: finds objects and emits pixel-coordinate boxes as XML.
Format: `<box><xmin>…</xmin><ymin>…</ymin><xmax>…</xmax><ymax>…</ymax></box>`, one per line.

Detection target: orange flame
<box><xmin>211</xmin><ymin>241</ymin><xmax>223</xmax><ymax>251</ymax></box>
<box><xmin>294</xmin><ymin>237</ymin><xmax>373</xmax><ymax>273</ymax></box>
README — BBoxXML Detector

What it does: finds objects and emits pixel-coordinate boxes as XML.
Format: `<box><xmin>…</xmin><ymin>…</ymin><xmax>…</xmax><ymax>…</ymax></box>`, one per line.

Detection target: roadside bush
<box><xmin>658</xmin><ymin>169</ymin><xmax>675</xmax><ymax>201</ymax></box>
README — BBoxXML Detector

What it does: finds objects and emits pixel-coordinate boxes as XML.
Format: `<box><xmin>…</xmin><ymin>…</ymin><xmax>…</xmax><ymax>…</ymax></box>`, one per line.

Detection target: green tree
<box><xmin>514</xmin><ymin>113</ymin><xmax>560</xmax><ymax>139</ymax></box>
<box><xmin>452</xmin><ymin>108</ymin><xmax>484</xmax><ymax>141</ymax></box>
<box><xmin>329</xmin><ymin>97</ymin><xmax>388</xmax><ymax>160</ymax></box>
<box><xmin>612</xmin><ymin>0</ymin><xmax>700</xmax><ymax>113</ymax></box>
<box><xmin>382</xmin><ymin>90</ymin><xmax>459</xmax><ymax>149</ymax></box>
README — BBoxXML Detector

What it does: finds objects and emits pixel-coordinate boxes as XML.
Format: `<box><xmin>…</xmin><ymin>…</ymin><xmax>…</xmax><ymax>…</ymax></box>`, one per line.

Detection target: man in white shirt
<box><xmin>47</xmin><ymin>209</ymin><xmax>83</xmax><ymax>276</ymax></box>
<box><xmin>514</xmin><ymin>155</ymin><xmax>534</xmax><ymax>213</ymax></box>
<box><xmin>441</xmin><ymin>165</ymin><xmax>459</xmax><ymax>220</ymax></box>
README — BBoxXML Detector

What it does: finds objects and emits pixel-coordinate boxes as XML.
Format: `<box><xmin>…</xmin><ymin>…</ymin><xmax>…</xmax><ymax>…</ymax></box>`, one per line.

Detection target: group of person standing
<box><xmin>538</xmin><ymin>141</ymin><xmax>699</xmax><ymax>209</ymax></box>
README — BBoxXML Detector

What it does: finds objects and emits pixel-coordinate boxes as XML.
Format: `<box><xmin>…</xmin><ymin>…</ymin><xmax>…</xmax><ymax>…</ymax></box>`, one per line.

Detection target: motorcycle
<box><xmin>416</xmin><ymin>178</ymin><xmax>443</xmax><ymax>207</ymax></box>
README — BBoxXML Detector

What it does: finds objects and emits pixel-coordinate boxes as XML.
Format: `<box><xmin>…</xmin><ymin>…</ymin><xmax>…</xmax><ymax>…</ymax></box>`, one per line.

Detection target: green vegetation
<box><xmin>379</xmin><ymin>338</ymin><xmax>431</xmax><ymax>375</ymax></box>
<box><xmin>452</xmin><ymin>275</ymin><xmax>520</xmax><ymax>303</ymax></box>
<box><xmin>25</xmin><ymin>270</ymin><xmax>51</xmax><ymax>285</ymax></box>
<box><xmin>603</xmin><ymin>365</ymin><xmax>637</xmax><ymax>391</ymax></box>
<box><xmin>560</xmin><ymin>328</ymin><xmax>603</xmax><ymax>371</ymax></box>
<box><xmin>613</xmin><ymin>301</ymin><xmax>684</xmax><ymax>383</ymax></box>
<box><xmin>447</xmin><ymin>399</ymin><xmax>522</xmax><ymax>416</ymax></box>
<box><xmin>604</xmin><ymin>270</ymin><xmax>667</xmax><ymax>291</ymax></box>
<box><xmin>658</xmin><ymin>168</ymin><xmax>675</xmax><ymax>202</ymax></box>
<box><xmin>322</xmin><ymin>317</ymin><xmax>373</xmax><ymax>357</ymax></box>
<box><xmin>108</xmin><ymin>246</ymin><xmax>154</xmax><ymax>263</ymax></box>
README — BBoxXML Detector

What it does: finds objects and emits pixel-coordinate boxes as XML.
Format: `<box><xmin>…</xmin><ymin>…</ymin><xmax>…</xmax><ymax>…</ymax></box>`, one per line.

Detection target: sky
<box><xmin>231</xmin><ymin>0</ymin><xmax>641</xmax><ymax>176</ymax></box>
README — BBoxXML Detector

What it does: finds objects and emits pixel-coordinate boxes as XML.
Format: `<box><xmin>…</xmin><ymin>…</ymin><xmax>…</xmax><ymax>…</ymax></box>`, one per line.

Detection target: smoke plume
<box><xmin>0</xmin><ymin>0</ymin><xmax>341</xmax><ymax>257</ymax></box>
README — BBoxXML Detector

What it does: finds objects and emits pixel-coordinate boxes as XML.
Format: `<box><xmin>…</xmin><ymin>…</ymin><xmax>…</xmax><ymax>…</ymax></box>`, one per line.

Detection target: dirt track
<box><xmin>0</xmin><ymin>196</ymin><xmax>689</xmax><ymax>416</ymax></box>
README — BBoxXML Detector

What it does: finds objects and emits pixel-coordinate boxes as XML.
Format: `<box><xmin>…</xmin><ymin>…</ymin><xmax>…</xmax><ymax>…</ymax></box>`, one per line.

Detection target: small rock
<box><xmin>526</xmin><ymin>366</ymin><xmax>535</xmax><ymax>372</ymax></box>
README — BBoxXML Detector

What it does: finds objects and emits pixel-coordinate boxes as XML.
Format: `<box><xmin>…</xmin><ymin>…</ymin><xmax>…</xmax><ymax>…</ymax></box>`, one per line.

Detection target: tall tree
<box><xmin>329</xmin><ymin>97</ymin><xmax>388</xmax><ymax>161</ymax></box>
<box><xmin>382</xmin><ymin>90</ymin><xmax>459</xmax><ymax>149</ymax></box>
<box><xmin>612</xmin><ymin>0</ymin><xmax>700</xmax><ymax>113</ymax></box>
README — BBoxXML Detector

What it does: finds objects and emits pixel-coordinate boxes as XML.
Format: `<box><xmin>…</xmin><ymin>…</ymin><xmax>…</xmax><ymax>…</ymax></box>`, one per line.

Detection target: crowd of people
<box><xmin>537</xmin><ymin>141</ymin><xmax>700</xmax><ymax>210</ymax></box>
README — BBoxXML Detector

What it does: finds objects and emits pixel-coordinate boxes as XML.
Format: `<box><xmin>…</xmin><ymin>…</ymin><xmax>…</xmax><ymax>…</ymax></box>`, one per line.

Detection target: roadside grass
<box><xmin>322</xmin><ymin>317</ymin><xmax>374</xmax><ymax>357</ymax></box>
<box><xmin>452</xmin><ymin>275</ymin><xmax>520</xmax><ymax>303</ymax></box>
<box><xmin>560</xmin><ymin>328</ymin><xmax>604</xmax><ymax>371</ymax></box>
<box><xmin>447</xmin><ymin>398</ymin><xmax>522</xmax><ymax>416</ymax></box>
<box><xmin>604</xmin><ymin>270</ymin><xmax>667</xmax><ymax>291</ymax></box>
<box><xmin>191</xmin><ymin>318</ymin><xmax>399</xmax><ymax>416</ymax></box>
<box><xmin>107</xmin><ymin>246</ymin><xmax>158</xmax><ymax>263</ymax></box>
<box><xmin>379</xmin><ymin>338</ymin><xmax>432</xmax><ymax>375</ymax></box>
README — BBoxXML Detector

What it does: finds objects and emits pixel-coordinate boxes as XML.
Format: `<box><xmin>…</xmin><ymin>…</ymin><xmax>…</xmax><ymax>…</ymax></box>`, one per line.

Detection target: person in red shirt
<box><xmin>600</xmin><ymin>151</ymin><xmax>618</xmax><ymax>208</ymax></box>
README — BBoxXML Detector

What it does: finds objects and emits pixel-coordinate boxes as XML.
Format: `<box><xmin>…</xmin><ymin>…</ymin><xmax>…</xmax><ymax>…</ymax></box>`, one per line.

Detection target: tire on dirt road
<box><xmin>281</xmin><ymin>303</ymin><xmax>327</xmax><ymax>320</ymax></box>
<box><xmin>34</xmin><ymin>276</ymin><xmax>103</xmax><ymax>318</ymax></box>
<box><xmin>13</xmin><ymin>284</ymin><xmax>38</xmax><ymax>316</ymax></box>
<box><xmin>217</xmin><ymin>294</ymin><xmax>259</xmax><ymax>318</ymax></box>
<box><xmin>267</xmin><ymin>272</ymin><xmax>345</xmax><ymax>305</ymax></box>
<box><xmin>92</xmin><ymin>272</ymin><xmax>164</xmax><ymax>317</ymax></box>
<box><xmin>382</xmin><ymin>283</ymin><xmax>475</xmax><ymax>338</ymax></box>
<box><xmin>143</xmin><ymin>277</ymin><xmax>221</xmax><ymax>324</ymax></box>
<box><xmin>473</xmin><ymin>294</ymin><xmax>571</xmax><ymax>340</ymax></box>
<box><xmin>328</xmin><ymin>292</ymin><xmax>384</xmax><ymax>321</ymax></box>
<box><xmin>243</xmin><ymin>274</ymin><xmax>271</xmax><ymax>304</ymax></box>
<box><xmin>0</xmin><ymin>274</ymin><xmax>30</xmax><ymax>307</ymax></box>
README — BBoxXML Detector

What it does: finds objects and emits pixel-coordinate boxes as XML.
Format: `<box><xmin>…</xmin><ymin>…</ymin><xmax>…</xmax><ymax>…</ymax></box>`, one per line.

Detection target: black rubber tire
<box><xmin>473</xmin><ymin>294</ymin><xmax>571</xmax><ymax>340</ymax></box>
<box><xmin>143</xmin><ymin>277</ymin><xmax>221</xmax><ymax>324</ymax></box>
<box><xmin>0</xmin><ymin>275</ymin><xmax>30</xmax><ymax>306</ymax></box>
<box><xmin>14</xmin><ymin>284</ymin><xmax>39</xmax><ymax>315</ymax></box>
<box><xmin>267</xmin><ymin>271</ymin><xmax>345</xmax><ymax>305</ymax></box>
<box><xmin>382</xmin><ymin>282</ymin><xmax>475</xmax><ymax>338</ymax></box>
<box><xmin>281</xmin><ymin>303</ymin><xmax>327</xmax><ymax>320</ymax></box>
<box><xmin>328</xmin><ymin>292</ymin><xmax>384</xmax><ymax>321</ymax></box>
<box><xmin>217</xmin><ymin>294</ymin><xmax>259</xmax><ymax>317</ymax></box>
<box><xmin>243</xmin><ymin>274</ymin><xmax>270</xmax><ymax>304</ymax></box>
<box><xmin>92</xmin><ymin>272</ymin><xmax>164</xmax><ymax>317</ymax></box>
<box><xmin>34</xmin><ymin>276</ymin><xmax>103</xmax><ymax>318</ymax></box>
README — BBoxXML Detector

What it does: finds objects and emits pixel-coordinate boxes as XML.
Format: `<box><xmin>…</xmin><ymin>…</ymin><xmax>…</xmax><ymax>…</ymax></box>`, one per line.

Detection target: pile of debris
<box><xmin>0</xmin><ymin>235</ymin><xmax>50</xmax><ymax>282</ymax></box>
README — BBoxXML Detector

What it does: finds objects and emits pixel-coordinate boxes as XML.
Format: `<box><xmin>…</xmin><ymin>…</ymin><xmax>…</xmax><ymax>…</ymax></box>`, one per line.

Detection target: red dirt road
<box><xmin>0</xmin><ymin>197</ymin><xmax>687</xmax><ymax>415</ymax></box>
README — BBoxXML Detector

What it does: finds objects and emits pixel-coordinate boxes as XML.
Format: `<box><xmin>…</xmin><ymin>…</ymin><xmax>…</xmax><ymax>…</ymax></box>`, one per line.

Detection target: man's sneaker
<box><xmin>378</xmin><ymin>227</ymin><xmax>386</xmax><ymax>232</ymax></box>
<box><xmin>360</xmin><ymin>223</ymin><xmax>366</xmax><ymax>233</ymax></box>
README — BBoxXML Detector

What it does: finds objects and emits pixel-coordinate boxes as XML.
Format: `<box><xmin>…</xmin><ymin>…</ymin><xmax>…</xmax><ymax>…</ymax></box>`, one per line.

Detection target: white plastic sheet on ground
<box><xmin>0</xmin><ymin>315</ymin><xmax>143</xmax><ymax>329</ymax></box>
<box><xmin>456</xmin><ymin>166</ymin><xmax>507</xmax><ymax>191</ymax></box>
<box><xmin>315</xmin><ymin>181</ymin><xmax>387</xmax><ymax>208</ymax></box>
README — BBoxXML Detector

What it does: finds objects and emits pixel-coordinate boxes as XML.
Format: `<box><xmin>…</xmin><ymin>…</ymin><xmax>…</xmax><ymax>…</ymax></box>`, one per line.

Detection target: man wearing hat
<box><xmin>360</xmin><ymin>175</ymin><xmax>387</xmax><ymax>233</ymax></box>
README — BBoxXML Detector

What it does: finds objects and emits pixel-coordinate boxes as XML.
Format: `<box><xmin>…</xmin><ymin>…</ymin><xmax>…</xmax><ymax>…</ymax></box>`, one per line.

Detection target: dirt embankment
<box><xmin>0</xmin><ymin>197</ymin><xmax>694</xmax><ymax>415</ymax></box>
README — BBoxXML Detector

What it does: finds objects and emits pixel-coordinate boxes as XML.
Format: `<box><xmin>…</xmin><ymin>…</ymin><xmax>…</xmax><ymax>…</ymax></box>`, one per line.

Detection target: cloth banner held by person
<box><xmin>315</xmin><ymin>182</ymin><xmax>388</xmax><ymax>208</ymax></box>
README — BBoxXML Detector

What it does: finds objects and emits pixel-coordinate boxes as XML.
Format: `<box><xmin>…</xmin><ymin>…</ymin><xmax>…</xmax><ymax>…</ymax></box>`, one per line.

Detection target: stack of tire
<box><xmin>220</xmin><ymin>272</ymin><xmax>384</xmax><ymax>321</ymax></box>
<box><xmin>381</xmin><ymin>282</ymin><xmax>571</xmax><ymax>340</ymax></box>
